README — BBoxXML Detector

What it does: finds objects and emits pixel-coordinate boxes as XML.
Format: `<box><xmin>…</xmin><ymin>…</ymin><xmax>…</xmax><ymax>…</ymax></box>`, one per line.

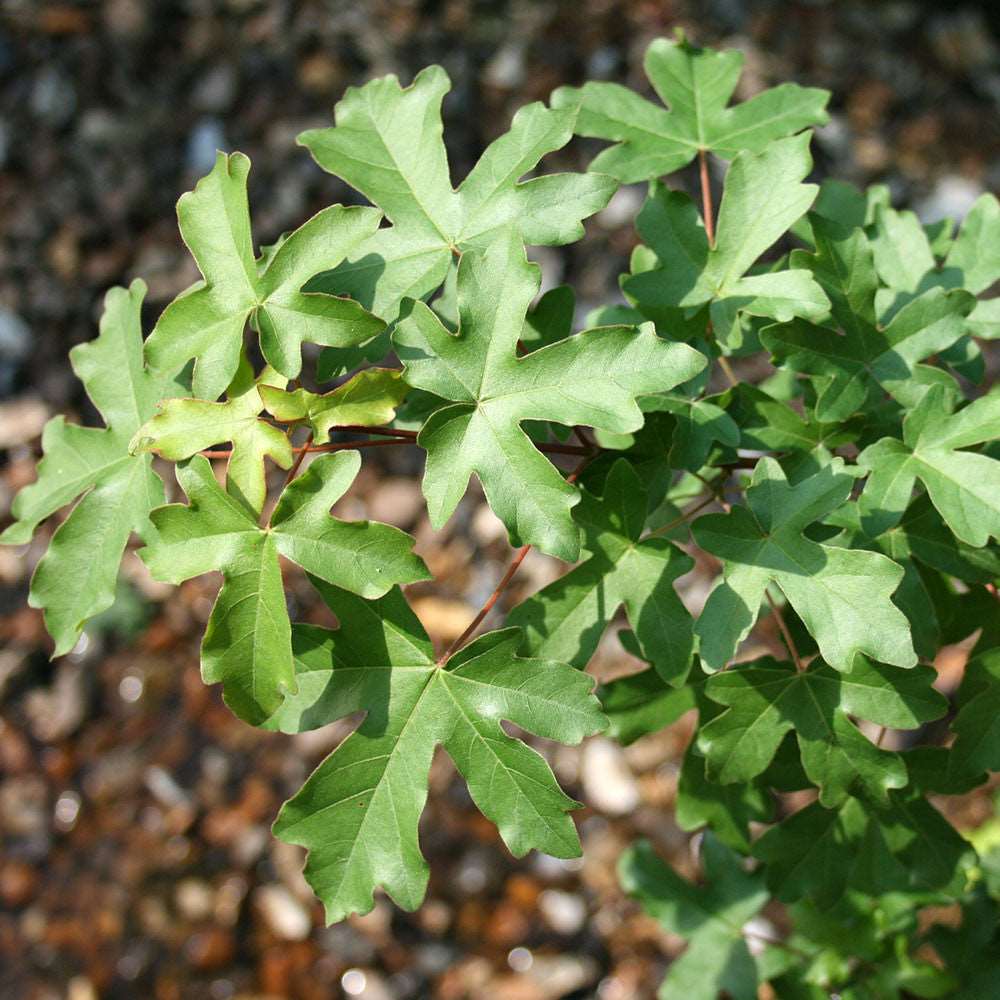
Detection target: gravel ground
<box><xmin>2</xmin><ymin>2</ymin><xmax>1000</xmax><ymax>998</ymax></box>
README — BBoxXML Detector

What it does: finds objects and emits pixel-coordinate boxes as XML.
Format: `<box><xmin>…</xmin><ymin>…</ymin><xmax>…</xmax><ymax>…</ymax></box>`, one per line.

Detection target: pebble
<box><xmin>580</xmin><ymin>738</ymin><xmax>641</xmax><ymax>816</ymax></box>
<box><xmin>916</xmin><ymin>175</ymin><xmax>984</xmax><ymax>224</ymax></box>
<box><xmin>185</xmin><ymin>928</ymin><xmax>236</xmax><ymax>970</ymax></box>
<box><xmin>29</xmin><ymin>67</ymin><xmax>76</xmax><ymax>127</ymax></box>
<box><xmin>255</xmin><ymin>884</ymin><xmax>312</xmax><ymax>941</ymax></box>
<box><xmin>0</xmin><ymin>397</ymin><xmax>49</xmax><ymax>449</ymax></box>
<box><xmin>25</xmin><ymin>661</ymin><xmax>87</xmax><ymax>742</ymax></box>
<box><xmin>175</xmin><ymin>878</ymin><xmax>215</xmax><ymax>921</ymax></box>
<box><xmin>186</xmin><ymin>117</ymin><xmax>227</xmax><ymax>175</ymax></box>
<box><xmin>192</xmin><ymin>64</ymin><xmax>238</xmax><ymax>112</ymax></box>
<box><xmin>0</xmin><ymin>775</ymin><xmax>48</xmax><ymax>837</ymax></box>
<box><xmin>538</xmin><ymin>889</ymin><xmax>587</xmax><ymax>935</ymax></box>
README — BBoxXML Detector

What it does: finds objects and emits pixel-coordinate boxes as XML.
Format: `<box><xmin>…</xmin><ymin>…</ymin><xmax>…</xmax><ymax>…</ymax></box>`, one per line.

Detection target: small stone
<box><xmin>483</xmin><ymin>45</ymin><xmax>525</xmax><ymax>90</ymax></box>
<box><xmin>25</xmin><ymin>661</ymin><xmax>87</xmax><ymax>741</ymax></box>
<box><xmin>187</xmin><ymin>118</ymin><xmax>227</xmax><ymax>175</ymax></box>
<box><xmin>192</xmin><ymin>64</ymin><xmax>238</xmax><ymax>112</ymax></box>
<box><xmin>538</xmin><ymin>889</ymin><xmax>587</xmax><ymax>935</ymax></box>
<box><xmin>0</xmin><ymin>308</ymin><xmax>27</xmax><ymax>363</ymax></box>
<box><xmin>30</xmin><ymin>67</ymin><xmax>76</xmax><ymax>127</ymax></box>
<box><xmin>367</xmin><ymin>477</ymin><xmax>426</xmax><ymax>527</ymax></box>
<box><xmin>598</xmin><ymin>185</ymin><xmax>645</xmax><ymax>229</ymax></box>
<box><xmin>0</xmin><ymin>775</ymin><xmax>48</xmax><ymax>836</ymax></box>
<box><xmin>917</xmin><ymin>175</ymin><xmax>984</xmax><ymax>224</ymax></box>
<box><xmin>175</xmin><ymin>878</ymin><xmax>215</xmax><ymax>921</ymax></box>
<box><xmin>255</xmin><ymin>884</ymin><xmax>312</xmax><ymax>941</ymax></box>
<box><xmin>580</xmin><ymin>738</ymin><xmax>640</xmax><ymax>816</ymax></box>
<box><xmin>0</xmin><ymin>397</ymin><xmax>49</xmax><ymax>449</ymax></box>
<box><xmin>527</xmin><ymin>954</ymin><xmax>599</xmax><ymax>998</ymax></box>
<box><xmin>185</xmin><ymin>927</ymin><xmax>236</xmax><ymax>970</ymax></box>
<box><xmin>410</xmin><ymin>596</ymin><xmax>475</xmax><ymax>643</ymax></box>
<box><xmin>0</xmin><ymin>859</ymin><xmax>39</xmax><ymax>907</ymax></box>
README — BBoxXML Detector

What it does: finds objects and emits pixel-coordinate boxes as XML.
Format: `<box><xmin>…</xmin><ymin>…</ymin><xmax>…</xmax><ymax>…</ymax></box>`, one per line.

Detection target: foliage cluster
<box><xmin>9</xmin><ymin>33</ymin><xmax>1000</xmax><ymax>996</ymax></box>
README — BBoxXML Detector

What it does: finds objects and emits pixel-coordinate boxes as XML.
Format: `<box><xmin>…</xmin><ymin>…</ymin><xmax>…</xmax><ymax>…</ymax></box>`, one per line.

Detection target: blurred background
<box><xmin>2</xmin><ymin>1</ymin><xmax>1000</xmax><ymax>998</ymax></box>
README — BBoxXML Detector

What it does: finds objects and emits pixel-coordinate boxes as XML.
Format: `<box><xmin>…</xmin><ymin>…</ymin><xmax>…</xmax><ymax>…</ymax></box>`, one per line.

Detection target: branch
<box><xmin>436</xmin><ymin>453</ymin><xmax>595</xmax><ymax>664</ymax></box>
<box><xmin>698</xmin><ymin>148</ymin><xmax>716</xmax><ymax>248</ymax></box>
<box><xmin>766</xmin><ymin>589</ymin><xmax>804</xmax><ymax>672</ymax></box>
<box><xmin>200</xmin><ymin>430</ymin><xmax>592</xmax><ymax>459</ymax></box>
<box><xmin>198</xmin><ymin>438</ymin><xmax>410</xmax><ymax>459</ymax></box>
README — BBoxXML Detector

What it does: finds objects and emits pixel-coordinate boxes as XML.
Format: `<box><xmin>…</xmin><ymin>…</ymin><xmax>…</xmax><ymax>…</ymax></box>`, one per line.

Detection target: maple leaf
<box><xmin>509</xmin><ymin>458</ymin><xmax>695</xmax><ymax>683</ymax></box>
<box><xmin>858</xmin><ymin>384</ymin><xmax>1000</xmax><ymax>547</ymax></box>
<box><xmin>392</xmin><ymin>231</ymin><xmax>706</xmax><ymax>560</ymax></box>
<box><xmin>267</xmin><ymin>580</ymin><xmax>606</xmax><ymax>922</ymax></box>
<box><xmin>623</xmin><ymin>135</ymin><xmax>830</xmax><ymax>348</ymax></box>
<box><xmin>130</xmin><ymin>360</ymin><xmax>292</xmax><ymax>515</ymax></box>
<box><xmin>692</xmin><ymin>457</ymin><xmax>916</xmax><ymax>672</ymax></box>
<box><xmin>871</xmin><ymin>194</ymin><xmax>1000</xmax><ymax>342</ymax></box>
<box><xmin>1</xmin><ymin>281</ymin><xmax>187</xmax><ymax>654</ymax></box>
<box><xmin>619</xmin><ymin>836</ymin><xmax>768</xmax><ymax>1000</ymax></box>
<box><xmin>600</xmin><ymin>660</ymin><xmax>696</xmax><ymax>747</ymax></box>
<box><xmin>552</xmin><ymin>33</ymin><xmax>829</xmax><ymax>182</ymax></box>
<box><xmin>138</xmin><ymin>452</ymin><xmax>429</xmax><ymax>724</ymax></box>
<box><xmin>763</xmin><ymin>215</ymin><xmax>974</xmax><ymax>421</ymax></box>
<box><xmin>259</xmin><ymin>368</ymin><xmax>407</xmax><ymax>443</ymax></box>
<box><xmin>298</xmin><ymin>65</ymin><xmax>616</xmax><ymax>322</ymax></box>
<box><xmin>698</xmin><ymin>656</ymin><xmax>946</xmax><ymax>807</ymax></box>
<box><xmin>912</xmin><ymin>649</ymin><xmax>1000</xmax><ymax>794</ymax></box>
<box><xmin>753</xmin><ymin>794</ymin><xmax>973</xmax><ymax>909</ymax></box>
<box><xmin>143</xmin><ymin>151</ymin><xmax>385</xmax><ymax>401</ymax></box>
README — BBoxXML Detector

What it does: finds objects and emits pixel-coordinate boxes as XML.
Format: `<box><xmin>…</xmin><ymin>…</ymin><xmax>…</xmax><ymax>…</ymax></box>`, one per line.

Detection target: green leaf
<box><xmin>881</xmin><ymin>495</ymin><xmax>1000</xmax><ymax>585</ymax></box>
<box><xmin>268</xmin><ymin>581</ymin><xmax>605</xmax><ymax>922</ymax></box>
<box><xmin>698</xmin><ymin>656</ymin><xmax>945</xmax><ymax>807</ymax></box>
<box><xmin>764</xmin><ymin>216</ymin><xmax>974</xmax><ymax>421</ymax></box>
<box><xmin>552</xmin><ymin>34</ymin><xmax>828</xmax><ymax>182</ymax></box>
<box><xmin>522</xmin><ymin>284</ymin><xmax>575</xmax><ymax>351</ymax></box>
<box><xmin>624</xmin><ymin>136</ymin><xmax>829</xmax><ymax>347</ymax></box>
<box><xmin>259</xmin><ymin>368</ymin><xmax>408</xmax><ymax>443</ymax></box>
<box><xmin>619</xmin><ymin>836</ymin><xmax>768</xmax><ymax>1000</ymax></box>
<box><xmin>130</xmin><ymin>364</ymin><xmax>292</xmax><ymax>515</ymax></box>
<box><xmin>639</xmin><ymin>391</ymin><xmax>740</xmax><ymax>471</ymax></box>
<box><xmin>858</xmin><ymin>384</ymin><xmax>1000</xmax><ymax>546</ymax></box>
<box><xmin>138</xmin><ymin>452</ymin><xmax>429</xmax><ymax>724</ymax></box>
<box><xmin>393</xmin><ymin>231</ymin><xmax>706</xmax><ymax>560</ymax></box>
<box><xmin>872</xmin><ymin>197</ymin><xmax>1000</xmax><ymax>347</ymax></box>
<box><xmin>509</xmin><ymin>459</ymin><xmax>694</xmax><ymax>682</ymax></box>
<box><xmin>917</xmin><ymin>649</ymin><xmax>1000</xmax><ymax>792</ymax></box>
<box><xmin>676</xmin><ymin>744</ymin><xmax>772</xmax><ymax>853</ymax></box>
<box><xmin>143</xmin><ymin>152</ymin><xmax>385</xmax><ymax>400</ymax></box>
<box><xmin>1</xmin><ymin>281</ymin><xmax>187</xmax><ymax>654</ymax></box>
<box><xmin>719</xmin><ymin>383</ymin><xmax>844</xmax><ymax>455</ymax></box>
<box><xmin>753</xmin><ymin>794</ymin><xmax>973</xmax><ymax>909</ymax></box>
<box><xmin>298</xmin><ymin>66</ymin><xmax>616</xmax><ymax>321</ymax></box>
<box><xmin>600</xmin><ymin>661</ymin><xmax>696</xmax><ymax>746</ymax></box>
<box><xmin>693</xmin><ymin>457</ymin><xmax>916</xmax><ymax>672</ymax></box>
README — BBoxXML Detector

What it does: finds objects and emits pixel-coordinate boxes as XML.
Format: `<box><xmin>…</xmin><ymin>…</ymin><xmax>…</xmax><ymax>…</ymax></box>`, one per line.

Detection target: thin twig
<box><xmin>199</xmin><ymin>438</ymin><xmax>409</xmax><ymax>459</ymax></box>
<box><xmin>436</xmin><ymin>452</ymin><xmax>595</xmax><ymax>665</ymax></box>
<box><xmin>695</xmin><ymin>152</ymin><xmax>735</xmax><ymax>389</ymax></box>
<box><xmin>646</xmin><ymin>491</ymin><xmax>717</xmax><ymax>539</ymax></box>
<box><xmin>716</xmin><ymin>353</ymin><xmax>738</xmax><ymax>386</ymax></box>
<box><xmin>336</xmin><ymin>424</ymin><xmax>418</xmax><ymax>439</ymax></box>
<box><xmin>438</xmin><ymin>545</ymin><xmax>533</xmax><ymax>665</ymax></box>
<box><xmin>200</xmin><ymin>434</ymin><xmax>591</xmax><ymax>459</ymax></box>
<box><xmin>698</xmin><ymin>148</ymin><xmax>715</xmax><ymax>247</ymax></box>
<box><xmin>281</xmin><ymin>434</ymin><xmax>312</xmax><ymax>488</ymax></box>
<box><xmin>766</xmin><ymin>590</ymin><xmax>804</xmax><ymax>672</ymax></box>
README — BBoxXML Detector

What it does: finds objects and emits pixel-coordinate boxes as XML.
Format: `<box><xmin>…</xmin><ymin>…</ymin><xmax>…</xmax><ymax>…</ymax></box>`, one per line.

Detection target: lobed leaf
<box><xmin>268</xmin><ymin>582</ymin><xmax>606</xmax><ymax>922</ymax></box>
<box><xmin>553</xmin><ymin>34</ymin><xmax>829</xmax><ymax>182</ymax></box>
